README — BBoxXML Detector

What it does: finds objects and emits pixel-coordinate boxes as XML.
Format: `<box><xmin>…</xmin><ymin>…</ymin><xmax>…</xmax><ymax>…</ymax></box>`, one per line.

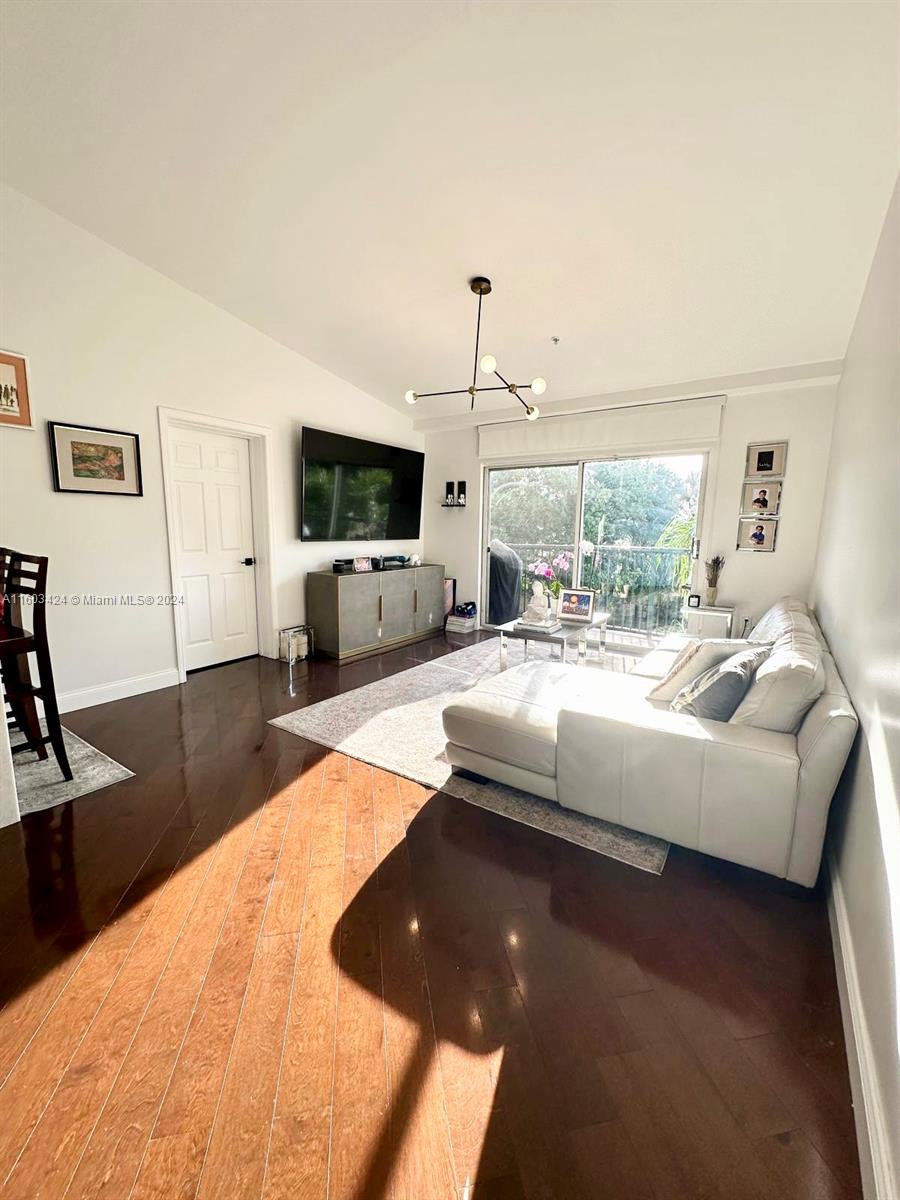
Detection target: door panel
<box><xmin>170</xmin><ymin>429</ymin><xmax>259</xmax><ymax>670</ymax></box>
<box><xmin>338</xmin><ymin>574</ymin><xmax>381</xmax><ymax>653</ymax></box>
<box><xmin>415</xmin><ymin>566</ymin><xmax>444</xmax><ymax>632</ymax></box>
<box><xmin>380</xmin><ymin>570</ymin><xmax>415</xmax><ymax>642</ymax></box>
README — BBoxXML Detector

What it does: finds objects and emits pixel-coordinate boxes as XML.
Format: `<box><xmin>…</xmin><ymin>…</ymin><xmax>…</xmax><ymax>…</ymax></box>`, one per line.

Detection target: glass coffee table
<box><xmin>495</xmin><ymin>612</ymin><xmax>610</xmax><ymax>670</ymax></box>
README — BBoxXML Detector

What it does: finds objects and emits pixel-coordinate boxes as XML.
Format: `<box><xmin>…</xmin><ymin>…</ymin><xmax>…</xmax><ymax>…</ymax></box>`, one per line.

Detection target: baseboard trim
<box><xmin>826</xmin><ymin>847</ymin><xmax>895</xmax><ymax>1200</ymax></box>
<box><xmin>58</xmin><ymin>668</ymin><xmax>182</xmax><ymax>714</ymax></box>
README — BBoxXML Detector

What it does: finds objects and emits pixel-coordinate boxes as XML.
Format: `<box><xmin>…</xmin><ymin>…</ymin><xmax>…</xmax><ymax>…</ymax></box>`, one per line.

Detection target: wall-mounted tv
<box><xmin>300</xmin><ymin>427</ymin><xmax>424</xmax><ymax>541</ymax></box>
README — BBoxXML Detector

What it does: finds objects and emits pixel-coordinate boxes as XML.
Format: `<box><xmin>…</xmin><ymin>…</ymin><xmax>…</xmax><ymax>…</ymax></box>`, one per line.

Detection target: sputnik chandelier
<box><xmin>404</xmin><ymin>277</ymin><xmax>546</xmax><ymax>420</ymax></box>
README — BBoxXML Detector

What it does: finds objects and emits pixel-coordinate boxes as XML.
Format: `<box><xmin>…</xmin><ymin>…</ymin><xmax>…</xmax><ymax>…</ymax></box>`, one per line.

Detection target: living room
<box><xmin>0</xmin><ymin>3</ymin><xmax>897</xmax><ymax>1198</ymax></box>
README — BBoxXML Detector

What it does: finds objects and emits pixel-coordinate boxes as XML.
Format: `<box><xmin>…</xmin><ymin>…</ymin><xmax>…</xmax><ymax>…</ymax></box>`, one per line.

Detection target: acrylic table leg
<box><xmin>578</xmin><ymin>634</ymin><xmax>586</xmax><ymax>663</ymax></box>
<box><xmin>500</xmin><ymin>631</ymin><xmax>508</xmax><ymax>670</ymax></box>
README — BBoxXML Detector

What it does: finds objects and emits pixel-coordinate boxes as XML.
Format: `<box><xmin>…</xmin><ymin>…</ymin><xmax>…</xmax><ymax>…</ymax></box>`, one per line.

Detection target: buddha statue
<box><xmin>519</xmin><ymin>580</ymin><xmax>558</xmax><ymax>627</ymax></box>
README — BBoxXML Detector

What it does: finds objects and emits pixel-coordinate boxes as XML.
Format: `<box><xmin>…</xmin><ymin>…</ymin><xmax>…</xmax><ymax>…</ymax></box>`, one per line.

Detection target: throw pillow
<box><xmin>731</xmin><ymin>612</ymin><xmax>825</xmax><ymax>733</ymax></box>
<box><xmin>647</xmin><ymin>639</ymin><xmax>754</xmax><ymax>704</ymax></box>
<box><xmin>670</xmin><ymin>644</ymin><xmax>772</xmax><ymax>720</ymax></box>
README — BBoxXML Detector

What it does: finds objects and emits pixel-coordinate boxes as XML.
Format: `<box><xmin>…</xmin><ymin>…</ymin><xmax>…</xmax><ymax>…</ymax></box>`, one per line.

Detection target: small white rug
<box><xmin>12</xmin><ymin>724</ymin><xmax>134</xmax><ymax>817</ymax></box>
<box><xmin>270</xmin><ymin>639</ymin><xmax>669</xmax><ymax>874</ymax></box>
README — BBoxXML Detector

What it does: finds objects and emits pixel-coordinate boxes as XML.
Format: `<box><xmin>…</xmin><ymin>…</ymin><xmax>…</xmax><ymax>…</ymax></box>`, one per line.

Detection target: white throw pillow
<box><xmin>731</xmin><ymin>612</ymin><xmax>825</xmax><ymax>733</ymax></box>
<box><xmin>671</xmin><ymin>644</ymin><xmax>772</xmax><ymax>720</ymax></box>
<box><xmin>648</xmin><ymin>639</ymin><xmax>754</xmax><ymax>703</ymax></box>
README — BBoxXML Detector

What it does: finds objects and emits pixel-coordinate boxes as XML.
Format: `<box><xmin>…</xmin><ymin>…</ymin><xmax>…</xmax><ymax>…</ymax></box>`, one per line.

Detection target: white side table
<box><xmin>683</xmin><ymin>605</ymin><xmax>734</xmax><ymax>638</ymax></box>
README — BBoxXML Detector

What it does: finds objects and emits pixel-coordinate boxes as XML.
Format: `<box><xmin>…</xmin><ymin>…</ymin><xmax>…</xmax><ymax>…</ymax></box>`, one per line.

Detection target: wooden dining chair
<box><xmin>0</xmin><ymin>548</ymin><xmax>73</xmax><ymax>781</ymax></box>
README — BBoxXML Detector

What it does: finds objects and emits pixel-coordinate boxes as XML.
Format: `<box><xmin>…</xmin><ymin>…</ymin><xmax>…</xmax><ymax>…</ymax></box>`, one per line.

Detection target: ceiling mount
<box><xmin>404</xmin><ymin>276</ymin><xmax>546</xmax><ymax>420</ymax></box>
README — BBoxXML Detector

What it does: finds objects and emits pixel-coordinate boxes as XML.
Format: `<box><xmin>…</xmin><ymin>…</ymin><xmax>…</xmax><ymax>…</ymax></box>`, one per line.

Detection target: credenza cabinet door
<box><xmin>414</xmin><ymin>566</ymin><xmax>445</xmax><ymax>633</ymax></box>
<box><xmin>338</xmin><ymin>573</ymin><xmax>381</xmax><ymax>653</ymax></box>
<box><xmin>379</xmin><ymin>570</ymin><xmax>416</xmax><ymax>641</ymax></box>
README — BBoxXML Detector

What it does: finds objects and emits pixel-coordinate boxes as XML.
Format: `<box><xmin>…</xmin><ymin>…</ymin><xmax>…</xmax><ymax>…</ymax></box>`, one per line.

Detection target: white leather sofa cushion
<box><xmin>731</xmin><ymin>611</ymin><xmax>825</xmax><ymax>734</ymax></box>
<box><xmin>442</xmin><ymin>662</ymin><xmax>652</xmax><ymax>778</ymax></box>
<box><xmin>748</xmin><ymin>596</ymin><xmax>809</xmax><ymax>643</ymax></box>
<box><xmin>629</xmin><ymin>633</ymin><xmax>696</xmax><ymax>680</ymax></box>
<box><xmin>647</xmin><ymin>639</ymin><xmax>752</xmax><ymax>703</ymax></box>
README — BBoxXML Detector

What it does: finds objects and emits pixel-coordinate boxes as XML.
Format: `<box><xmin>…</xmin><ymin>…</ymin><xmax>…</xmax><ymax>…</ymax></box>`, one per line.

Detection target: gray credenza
<box><xmin>306</xmin><ymin>565</ymin><xmax>446</xmax><ymax>661</ymax></box>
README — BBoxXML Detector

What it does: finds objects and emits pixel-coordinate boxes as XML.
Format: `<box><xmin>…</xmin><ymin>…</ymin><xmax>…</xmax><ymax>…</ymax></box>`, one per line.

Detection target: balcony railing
<box><xmin>500</xmin><ymin>542</ymin><xmax>692</xmax><ymax>635</ymax></box>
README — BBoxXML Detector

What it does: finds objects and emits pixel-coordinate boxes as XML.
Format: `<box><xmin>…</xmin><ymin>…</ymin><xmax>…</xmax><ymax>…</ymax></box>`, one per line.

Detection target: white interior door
<box><xmin>170</xmin><ymin>427</ymin><xmax>259</xmax><ymax>670</ymax></box>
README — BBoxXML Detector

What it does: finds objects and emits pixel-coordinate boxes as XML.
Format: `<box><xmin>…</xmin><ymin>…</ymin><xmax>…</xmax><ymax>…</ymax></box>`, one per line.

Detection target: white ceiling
<box><xmin>2</xmin><ymin>0</ymin><xmax>897</xmax><ymax>420</ymax></box>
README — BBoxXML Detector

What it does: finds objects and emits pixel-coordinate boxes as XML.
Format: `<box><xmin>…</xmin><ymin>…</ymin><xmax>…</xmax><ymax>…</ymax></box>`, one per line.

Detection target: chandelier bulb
<box><xmin>530</xmin><ymin>376</ymin><xmax>547</xmax><ymax>396</ymax></box>
<box><xmin>404</xmin><ymin>390</ymin><xmax>418</xmax><ymax>405</ymax></box>
<box><xmin>525</xmin><ymin>405</ymin><xmax>540</xmax><ymax>421</ymax></box>
<box><xmin>479</xmin><ymin>354</ymin><xmax>497</xmax><ymax>375</ymax></box>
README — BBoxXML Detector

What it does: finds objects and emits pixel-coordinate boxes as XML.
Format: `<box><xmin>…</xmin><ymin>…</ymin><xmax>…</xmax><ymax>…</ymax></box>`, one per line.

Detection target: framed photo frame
<box><xmin>0</xmin><ymin>350</ymin><xmax>33</xmax><ymax>429</ymax></box>
<box><xmin>737</xmin><ymin>516</ymin><xmax>778</xmax><ymax>553</ymax></box>
<box><xmin>558</xmin><ymin>587</ymin><xmax>594</xmax><ymax>622</ymax></box>
<box><xmin>352</xmin><ymin>556</ymin><xmax>373</xmax><ymax>573</ymax></box>
<box><xmin>745</xmin><ymin>441</ymin><xmax>787</xmax><ymax>478</ymax></box>
<box><xmin>740</xmin><ymin>480</ymin><xmax>782</xmax><ymax>516</ymax></box>
<box><xmin>48</xmin><ymin>422</ymin><xmax>143</xmax><ymax>496</ymax></box>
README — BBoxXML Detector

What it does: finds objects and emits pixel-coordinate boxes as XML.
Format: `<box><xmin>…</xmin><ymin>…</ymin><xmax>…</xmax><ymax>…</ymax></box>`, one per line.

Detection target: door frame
<box><xmin>158</xmin><ymin>406</ymin><xmax>278</xmax><ymax>683</ymax></box>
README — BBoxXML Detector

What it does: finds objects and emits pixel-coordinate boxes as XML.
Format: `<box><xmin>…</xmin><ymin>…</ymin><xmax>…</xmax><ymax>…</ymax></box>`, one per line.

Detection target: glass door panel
<box><xmin>578</xmin><ymin>454</ymin><xmax>704</xmax><ymax>636</ymax></box>
<box><xmin>483</xmin><ymin>464</ymin><xmax>579</xmax><ymax>625</ymax></box>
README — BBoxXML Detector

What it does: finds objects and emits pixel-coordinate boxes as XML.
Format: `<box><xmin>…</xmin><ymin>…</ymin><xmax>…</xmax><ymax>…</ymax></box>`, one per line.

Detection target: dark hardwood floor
<box><xmin>0</xmin><ymin>635</ymin><xmax>861</xmax><ymax>1199</ymax></box>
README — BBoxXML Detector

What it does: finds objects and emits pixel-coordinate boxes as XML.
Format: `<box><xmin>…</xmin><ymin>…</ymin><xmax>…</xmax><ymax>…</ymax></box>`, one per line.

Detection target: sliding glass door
<box><xmin>483</xmin><ymin>453</ymin><xmax>706</xmax><ymax>637</ymax></box>
<box><xmin>578</xmin><ymin>454</ymin><xmax>703</xmax><ymax>635</ymax></box>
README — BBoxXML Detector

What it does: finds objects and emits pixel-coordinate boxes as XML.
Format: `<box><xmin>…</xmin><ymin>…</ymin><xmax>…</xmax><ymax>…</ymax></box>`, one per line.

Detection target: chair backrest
<box><xmin>0</xmin><ymin>548</ymin><xmax>49</xmax><ymax>636</ymax></box>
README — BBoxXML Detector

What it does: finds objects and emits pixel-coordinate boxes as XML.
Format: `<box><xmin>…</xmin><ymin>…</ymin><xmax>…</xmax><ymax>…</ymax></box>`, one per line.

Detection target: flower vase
<box><xmin>706</xmin><ymin>586</ymin><xmax>718</xmax><ymax>606</ymax></box>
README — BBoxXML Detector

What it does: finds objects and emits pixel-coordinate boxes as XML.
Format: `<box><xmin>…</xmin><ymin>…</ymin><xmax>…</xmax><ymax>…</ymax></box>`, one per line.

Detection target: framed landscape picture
<box><xmin>737</xmin><ymin>516</ymin><xmax>778</xmax><ymax>553</ymax></box>
<box><xmin>0</xmin><ymin>350</ymin><xmax>33</xmax><ymax>429</ymax></box>
<box><xmin>745</xmin><ymin>440</ymin><xmax>787</xmax><ymax>478</ymax></box>
<box><xmin>740</xmin><ymin>480</ymin><xmax>782</xmax><ymax>516</ymax></box>
<box><xmin>48</xmin><ymin>422</ymin><xmax>143</xmax><ymax>496</ymax></box>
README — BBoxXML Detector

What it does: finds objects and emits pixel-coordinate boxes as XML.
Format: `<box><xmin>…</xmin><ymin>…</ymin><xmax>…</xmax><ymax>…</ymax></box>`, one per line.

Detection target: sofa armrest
<box><xmin>556</xmin><ymin>700</ymin><xmax>800</xmax><ymax>879</ymax></box>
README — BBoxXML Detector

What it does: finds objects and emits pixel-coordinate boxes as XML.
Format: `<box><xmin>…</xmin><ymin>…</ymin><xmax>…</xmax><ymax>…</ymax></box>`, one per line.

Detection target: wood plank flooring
<box><xmin>0</xmin><ymin>640</ymin><xmax>861</xmax><ymax>1199</ymax></box>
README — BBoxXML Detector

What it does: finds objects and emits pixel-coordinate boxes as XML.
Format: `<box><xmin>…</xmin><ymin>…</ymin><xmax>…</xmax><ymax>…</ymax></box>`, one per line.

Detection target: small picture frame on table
<box><xmin>353</xmin><ymin>556</ymin><xmax>373</xmax><ymax>573</ymax></box>
<box><xmin>558</xmin><ymin>588</ymin><xmax>594</xmax><ymax>622</ymax></box>
<box><xmin>687</xmin><ymin>593</ymin><xmax>701</xmax><ymax>608</ymax></box>
<box><xmin>745</xmin><ymin>441</ymin><xmax>787</xmax><ymax>478</ymax></box>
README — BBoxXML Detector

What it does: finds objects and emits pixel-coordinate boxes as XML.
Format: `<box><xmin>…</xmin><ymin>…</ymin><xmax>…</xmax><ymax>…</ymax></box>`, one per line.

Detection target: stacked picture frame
<box><xmin>737</xmin><ymin>441</ymin><xmax>787</xmax><ymax>553</ymax></box>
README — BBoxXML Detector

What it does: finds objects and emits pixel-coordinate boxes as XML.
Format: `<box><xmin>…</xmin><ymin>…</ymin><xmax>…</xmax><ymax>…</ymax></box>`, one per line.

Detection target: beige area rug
<box><xmin>12</xmin><ymin>723</ymin><xmax>134</xmax><ymax>817</ymax></box>
<box><xmin>270</xmin><ymin>638</ymin><xmax>669</xmax><ymax>875</ymax></box>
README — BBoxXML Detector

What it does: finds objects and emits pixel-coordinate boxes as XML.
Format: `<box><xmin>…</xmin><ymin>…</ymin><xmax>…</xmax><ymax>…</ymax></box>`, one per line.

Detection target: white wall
<box><xmin>424</xmin><ymin>381</ymin><xmax>836</xmax><ymax>628</ymax></box>
<box><xmin>811</xmin><ymin>177</ymin><xmax>899</xmax><ymax>1199</ymax></box>
<box><xmin>707</xmin><ymin>381</ymin><xmax>836</xmax><ymax>633</ymax></box>
<box><xmin>0</xmin><ymin>186</ymin><xmax>422</xmax><ymax>709</ymax></box>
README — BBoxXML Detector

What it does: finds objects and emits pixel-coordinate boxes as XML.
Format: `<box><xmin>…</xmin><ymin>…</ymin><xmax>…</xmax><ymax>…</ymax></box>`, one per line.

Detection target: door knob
<box><xmin>241</xmin><ymin>557</ymin><xmax>256</xmax><ymax>566</ymax></box>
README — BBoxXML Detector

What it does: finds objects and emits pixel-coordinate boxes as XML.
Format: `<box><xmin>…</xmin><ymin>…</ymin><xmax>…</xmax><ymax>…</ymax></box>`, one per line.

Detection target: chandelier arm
<box><xmin>493</xmin><ymin>369</ymin><xmax>512</xmax><ymax>388</ymax></box>
<box><xmin>472</xmin><ymin>292</ymin><xmax>483</xmax><ymax>391</ymax></box>
<box><xmin>415</xmin><ymin>388</ymin><xmax>472</xmax><ymax>399</ymax></box>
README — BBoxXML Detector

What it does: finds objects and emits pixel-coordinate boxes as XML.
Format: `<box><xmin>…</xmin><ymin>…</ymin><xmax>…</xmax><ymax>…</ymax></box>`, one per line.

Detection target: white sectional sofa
<box><xmin>442</xmin><ymin>598</ymin><xmax>857</xmax><ymax>886</ymax></box>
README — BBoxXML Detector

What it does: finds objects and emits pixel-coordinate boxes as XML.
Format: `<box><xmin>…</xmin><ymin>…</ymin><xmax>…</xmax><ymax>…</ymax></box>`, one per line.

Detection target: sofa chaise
<box><xmin>442</xmin><ymin>598</ymin><xmax>857</xmax><ymax>886</ymax></box>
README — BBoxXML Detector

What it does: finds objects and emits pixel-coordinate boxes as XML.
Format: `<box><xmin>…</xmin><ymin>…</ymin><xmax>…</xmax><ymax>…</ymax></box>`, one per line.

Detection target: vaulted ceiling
<box><xmin>2</xmin><ymin>0</ymin><xmax>897</xmax><ymax>419</ymax></box>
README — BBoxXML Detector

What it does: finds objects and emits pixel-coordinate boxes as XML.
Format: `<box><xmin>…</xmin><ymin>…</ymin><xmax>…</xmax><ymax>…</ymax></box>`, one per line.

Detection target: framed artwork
<box><xmin>0</xmin><ymin>350</ymin><xmax>33</xmax><ymax>429</ymax></box>
<box><xmin>558</xmin><ymin>587</ymin><xmax>594</xmax><ymax>622</ymax></box>
<box><xmin>745</xmin><ymin>441</ymin><xmax>787</xmax><ymax>478</ymax></box>
<box><xmin>737</xmin><ymin>516</ymin><xmax>778</xmax><ymax>553</ymax></box>
<box><xmin>352</xmin><ymin>556</ymin><xmax>373</xmax><ymax>573</ymax></box>
<box><xmin>48</xmin><ymin>422</ymin><xmax>143</xmax><ymax>496</ymax></box>
<box><xmin>740</xmin><ymin>480</ymin><xmax>782</xmax><ymax>516</ymax></box>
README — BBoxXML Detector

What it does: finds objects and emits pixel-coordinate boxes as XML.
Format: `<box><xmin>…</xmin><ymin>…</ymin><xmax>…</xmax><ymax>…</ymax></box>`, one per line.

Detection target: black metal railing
<box><xmin>503</xmin><ymin>542</ymin><xmax>691</xmax><ymax>634</ymax></box>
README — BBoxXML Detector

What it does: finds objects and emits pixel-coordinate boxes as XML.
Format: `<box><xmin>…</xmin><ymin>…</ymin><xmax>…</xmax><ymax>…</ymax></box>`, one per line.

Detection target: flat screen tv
<box><xmin>300</xmin><ymin>427</ymin><xmax>424</xmax><ymax>541</ymax></box>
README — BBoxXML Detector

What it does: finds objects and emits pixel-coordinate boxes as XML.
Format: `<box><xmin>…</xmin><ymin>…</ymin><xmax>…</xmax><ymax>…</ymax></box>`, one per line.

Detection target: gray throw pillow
<box><xmin>671</xmin><ymin>644</ymin><xmax>772</xmax><ymax>720</ymax></box>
